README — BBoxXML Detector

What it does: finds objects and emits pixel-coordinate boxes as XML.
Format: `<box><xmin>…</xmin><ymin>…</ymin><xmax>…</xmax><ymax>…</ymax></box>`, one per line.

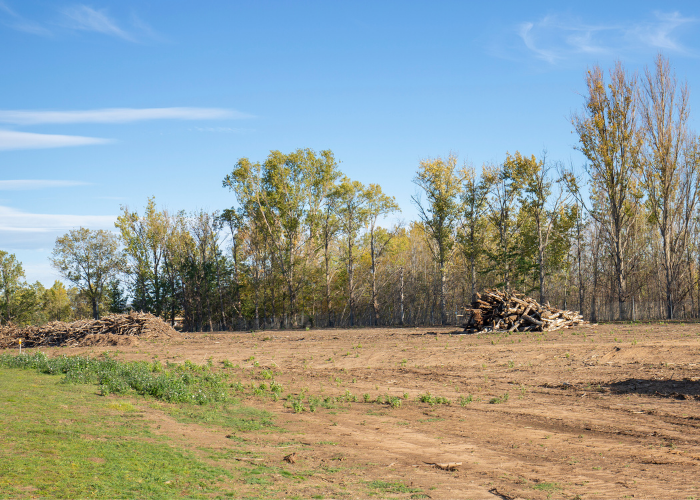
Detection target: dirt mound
<box><xmin>0</xmin><ymin>312</ymin><xmax>178</xmax><ymax>348</ymax></box>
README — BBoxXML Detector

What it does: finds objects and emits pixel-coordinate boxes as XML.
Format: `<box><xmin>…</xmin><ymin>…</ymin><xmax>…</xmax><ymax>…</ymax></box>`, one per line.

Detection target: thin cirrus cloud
<box><xmin>0</xmin><ymin>2</ymin><xmax>161</xmax><ymax>42</ymax></box>
<box><xmin>0</xmin><ymin>205</ymin><xmax>117</xmax><ymax>251</ymax></box>
<box><xmin>0</xmin><ymin>180</ymin><xmax>90</xmax><ymax>190</ymax></box>
<box><xmin>59</xmin><ymin>5</ymin><xmax>138</xmax><ymax>42</ymax></box>
<box><xmin>518</xmin><ymin>11</ymin><xmax>697</xmax><ymax>64</ymax></box>
<box><xmin>0</xmin><ymin>107</ymin><xmax>248</xmax><ymax>125</ymax></box>
<box><xmin>0</xmin><ymin>1</ymin><xmax>51</xmax><ymax>36</ymax></box>
<box><xmin>0</xmin><ymin>129</ymin><xmax>111</xmax><ymax>151</ymax></box>
<box><xmin>0</xmin><ymin>205</ymin><xmax>116</xmax><ymax>233</ymax></box>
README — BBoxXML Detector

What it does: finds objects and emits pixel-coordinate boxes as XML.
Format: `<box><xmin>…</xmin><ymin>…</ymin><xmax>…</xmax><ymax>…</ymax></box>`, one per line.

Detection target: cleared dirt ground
<box><xmin>33</xmin><ymin>323</ymin><xmax>700</xmax><ymax>499</ymax></box>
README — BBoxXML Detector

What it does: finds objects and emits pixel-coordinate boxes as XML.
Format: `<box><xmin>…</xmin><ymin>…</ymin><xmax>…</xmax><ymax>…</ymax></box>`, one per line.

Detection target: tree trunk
<box><xmin>348</xmin><ymin>238</ymin><xmax>355</xmax><ymax>327</ymax></box>
<box><xmin>399</xmin><ymin>266</ymin><xmax>405</xmax><ymax>326</ymax></box>
<box><xmin>370</xmin><ymin>233</ymin><xmax>380</xmax><ymax>326</ymax></box>
<box><xmin>325</xmin><ymin>237</ymin><xmax>332</xmax><ymax>327</ymax></box>
<box><xmin>439</xmin><ymin>258</ymin><xmax>447</xmax><ymax>325</ymax></box>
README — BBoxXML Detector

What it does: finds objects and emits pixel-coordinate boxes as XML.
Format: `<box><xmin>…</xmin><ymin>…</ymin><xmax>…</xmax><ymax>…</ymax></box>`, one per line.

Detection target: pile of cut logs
<box><xmin>0</xmin><ymin>312</ymin><xmax>177</xmax><ymax>348</ymax></box>
<box><xmin>463</xmin><ymin>289</ymin><xmax>586</xmax><ymax>333</ymax></box>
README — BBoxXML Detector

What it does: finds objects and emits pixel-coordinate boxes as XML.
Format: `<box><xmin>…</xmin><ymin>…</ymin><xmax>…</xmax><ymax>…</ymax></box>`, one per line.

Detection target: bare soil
<box><xmin>20</xmin><ymin>322</ymin><xmax>700</xmax><ymax>499</ymax></box>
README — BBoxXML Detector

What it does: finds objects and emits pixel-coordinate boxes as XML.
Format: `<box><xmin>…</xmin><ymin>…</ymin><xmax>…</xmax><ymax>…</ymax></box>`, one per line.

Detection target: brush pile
<box><xmin>463</xmin><ymin>289</ymin><xmax>586</xmax><ymax>333</ymax></box>
<box><xmin>0</xmin><ymin>312</ymin><xmax>177</xmax><ymax>348</ymax></box>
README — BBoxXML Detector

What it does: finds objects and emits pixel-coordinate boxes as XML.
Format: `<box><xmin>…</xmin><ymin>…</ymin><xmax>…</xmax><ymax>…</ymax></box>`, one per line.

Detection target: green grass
<box><xmin>0</xmin><ymin>368</ymin><xmax>234</xmax><ymax>499</ymax></box>
<box><xmin>156</xmin><ymin>401</ymin><xmax>277</xmax><ymax>432</ymax></box>
<box><xmin>365</xmin><ymin>480</ymin><xmax>423</xmax><ymax>496</ymax></box>
<box><xmin>0</xmin><ymin>351</ymin><xmax>228</xmax><ymax>405</ymax></box>
<box><xmin>532</xmin><ymin>481</ymin><xmax>561</xmax><ymax>491</ymax></box>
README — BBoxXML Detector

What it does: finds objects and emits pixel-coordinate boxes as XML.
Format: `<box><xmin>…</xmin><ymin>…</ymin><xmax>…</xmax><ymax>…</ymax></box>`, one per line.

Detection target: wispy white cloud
<box><xmin>0</xmin><ymin>180</ymin><xmax>90</xmax><ymax>190</ymax></box>
<box><xmin>191</xmin><ymin>126</ymin><xmax>255</xmax><ymax>133</ymax></box>
<box><xmin>59</xmin><ymin>5</ymin><xmax>134</xmax><ymax>41</ymax></box>
<box><xmin>517</xmin><ymin>11</ymin><xmax>697</xmax><ymax>64</ymax></box>
<box><xmin>0</xmin><ymin>205</ymin><xmax>116</xmax><ymax>234</ymax></box>
<box><xmin>0</xmin><ymin>107</ymin><xmax>249</xmax><ymax>125</ymax></box>
<box><xmin>518</xmin><ymin>21</ymin><xmax>559</xmax><ymax>64</ymax></box>
<box><xmin>0</xmin><ymin>2</ymin><xmax>162</xmax><ymax>42</ymax></box>
<box><xmin>0</xmin><ymin>0</ymin><xmax>51</xmax><ymax>36</ymax></box>
<box><xmin>0</xmin><ymin>130</ymin><xmax>111</xmax><ymax>151</ymax></box>
<box><xmin>628</xmin><ymin>11</ymin><xmax>695</xmax><ymax>52</ymax></box>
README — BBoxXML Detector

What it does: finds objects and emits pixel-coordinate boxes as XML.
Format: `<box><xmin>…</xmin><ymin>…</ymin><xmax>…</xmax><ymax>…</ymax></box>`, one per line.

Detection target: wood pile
<box><xmin>0</xmin><ymin>312</ymin><xmax>177</xmax><ymax>348</ymax></box>
<box><xmin>463</xmin><ymin>289</ymin><xmax>586</xmax><ymax>333</ymax></box>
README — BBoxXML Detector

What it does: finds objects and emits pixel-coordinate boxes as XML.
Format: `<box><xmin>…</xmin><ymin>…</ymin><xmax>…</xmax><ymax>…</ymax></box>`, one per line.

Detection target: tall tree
<box><xmin>520</xmin><ymin>152</ymin><xmax>570</xmax><ymax>304</ymax></box>
<box><xmin>483</xmin><ymin>153</ymin><xmax>531</xmax><ymax>292</ymax></box>
<box><xmin>412</xmin><ymin>154</ymin><xmax>463</xmax><ymax>325</ymax></box>
<box><xmin>224</xmin><ymin>148</ymin><xmax>338</xmax><ymax>327</ymax></box>
<box><xmin>364</xmin><ymin>183</ymin><xmax>400</xmax><ymax>326</ymax></box>
<box><xmin>639</xmin><ymin>54</ymin><xmax>700</xmax><ymax>319</ymax></box>
<box><xmin>0</xmin><ymin>251</ymin><xmax>26</xmax><ymax>324</ymax></box>
<box><xmin>458</xmin><ymin>165</ymin><xmax>491</xmax><ymax>303</ymax></box>
<box><xmin>42</xmin><ymin>281</ymin><xmax>73</xmax><ymax>322</ymax></box>
<box><xmin>50</xmin><ymin>228</ymin><xmax>126</xmax><ymax>319</ymax></box>
<box><xmin>335</xmin><ymin>177</ymin><xmax>368</xmax><ymax>326</ymax></box>
<box><xmin>570</xmin><ymin>62</ymin><xmax>642</xmax><ymax>320</ymax></box>
<box><xmin>115</xmin><ymin>197</ymin><xmax>171</xmax><ymax>317</ymax></box>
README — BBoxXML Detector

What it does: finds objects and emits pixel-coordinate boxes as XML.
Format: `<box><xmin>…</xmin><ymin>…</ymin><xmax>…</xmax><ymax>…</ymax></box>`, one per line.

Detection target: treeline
<box><xmin>2</xmin><ymin>54</ymin><xmax>700</xmax><ymax>329</ymax></box>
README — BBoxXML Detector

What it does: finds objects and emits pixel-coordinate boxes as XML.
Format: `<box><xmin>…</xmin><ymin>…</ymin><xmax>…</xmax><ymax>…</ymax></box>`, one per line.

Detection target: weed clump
<box><xmin>0</xmin><ymin>352</ymin><xmax>228</xmax><ymax>405</ymax></box>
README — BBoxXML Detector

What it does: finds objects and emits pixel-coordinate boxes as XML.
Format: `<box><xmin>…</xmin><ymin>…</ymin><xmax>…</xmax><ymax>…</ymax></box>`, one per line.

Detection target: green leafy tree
<box><xmin>483</xmin><ymin>152</ymin><xmax>533</xmax><ymax>292</ymax></box>
<box><xmin>115</xmin><ymin>197</ymin><xmax>170</xmax><ymax>317</ymax></box>
<box><xmin>0</xmin><ymin>250</ymin><xmax>25</xmax><ymax>324</ymax></box>
<box><xmin>107</xmin><ymin>279</ymin><xmax>129</xmax><ymax>314</ymax></box>
<box><xmin>412</xmin><ymin>154</ymin><xmax>463</xmax><ymax>325</ymax></box>
<box><xmin>520</xmin><ymin>152</ymin><xmax>570</xmax><ymax>304</ymax></box>
<box><xmin>224</xmin><ymin>148</ymin><xmax>339</xmax><ymax>327</ymax></box>
<box><xmin>50</xmin><ymin>228</ymin><xmax>127</xmax><ymax>320</ymax></box>
<box><xmin>458</xmin><ymin>166</ymin><xmax>492</xmax><ymax>303</ymax></box>
<box><xmin>42</xmin><ymin>281</ymin><xmax>73</xmax><ymax>322</ymax></box>
<box><xmin>364</xmin><ymin>183</ymin><xmax>400</xmax><ymax>326</ymax></box>
<box><xmin>335</xmin><ymin>176</ymin><xmax>369</xmax><ymax>326</ymax></box>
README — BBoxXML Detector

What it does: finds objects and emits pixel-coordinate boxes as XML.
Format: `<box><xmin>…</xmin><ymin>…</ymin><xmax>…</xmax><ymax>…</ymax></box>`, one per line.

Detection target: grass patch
<box><xmin>532</xmin><ymin>481</ymin><xmax>561</xmax><ymax>491</ymax></box>
<box><xmin>365</xmin><ymin>480</ymin><xmax>422</xmax><ymax>495</ymax></box>
<box><xmin>0</xmin><ymin>368</ymin><xmax>234</xmax><ymax>499</ymax></box>
<box><xmin>157</xmin><ymin>401</ymin><xmax>277</xmax><ymax>432</ymax></box>
<box><xmin>0</xmin><ymin>352</ymin><xmax>228</xmax><ymax>405</ymax></box>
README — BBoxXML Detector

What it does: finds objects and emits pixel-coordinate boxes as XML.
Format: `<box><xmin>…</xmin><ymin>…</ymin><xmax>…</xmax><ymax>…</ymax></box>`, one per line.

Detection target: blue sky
<box><xmin>2</xmin><ymin>0</ymin><xmax>700</xmax><ymax>285</ymax></box>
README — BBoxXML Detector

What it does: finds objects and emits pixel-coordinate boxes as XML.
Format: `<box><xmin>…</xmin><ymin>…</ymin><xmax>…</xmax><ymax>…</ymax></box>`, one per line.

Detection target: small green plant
<box><xmin>532</xmin><ymin>481</ymin><xmax>560</xmax><ymax>492</ymax></box>
<box><xmin>489</xmin><ymin>392</ymin><xmax>509</xmax><ymax>404</ymax></box>
<box><xmin>291</xmin><ymin>399</ymin><xmax>305</xmax><ymax>413</ymax></box>
<box><xmin>417</xmin><ymin>392</ymin><xmax>450</xmax><ymax>406</ymax></box>
<box><xmin>459</xmin><ymin>394</ymin><xmax>473</xmax><ymax>406</ymax></box>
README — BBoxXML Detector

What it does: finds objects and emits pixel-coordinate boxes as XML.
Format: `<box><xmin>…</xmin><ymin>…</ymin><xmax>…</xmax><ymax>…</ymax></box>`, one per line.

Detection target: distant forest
<box><xmin>3</xmin><ymin>54</ymin><xmax>700</xmax><ymax>331</ymax></box>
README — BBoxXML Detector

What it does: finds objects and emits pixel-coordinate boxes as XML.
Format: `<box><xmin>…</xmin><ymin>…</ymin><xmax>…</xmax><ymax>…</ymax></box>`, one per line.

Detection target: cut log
<box><xmin>462</xmin><ymin>289</ymin><xmax>587</xmax><ymax>333</ymax></box>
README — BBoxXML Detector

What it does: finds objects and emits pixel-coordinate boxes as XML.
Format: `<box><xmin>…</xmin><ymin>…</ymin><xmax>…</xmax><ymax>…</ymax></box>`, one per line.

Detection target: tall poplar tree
<box><xmin>639</xmin><ymin>54</ymin><xmax>700</xmax><ymax>319</ymax></box>
<box><xmin>571</xmin><ymin>62</ymin><xmax>642</xmax><ymax>320</ymax></box>
<box><xmin>412</xmin><ymin>154</ymin><xmax>463</xmax><ymax>325</ymax></box>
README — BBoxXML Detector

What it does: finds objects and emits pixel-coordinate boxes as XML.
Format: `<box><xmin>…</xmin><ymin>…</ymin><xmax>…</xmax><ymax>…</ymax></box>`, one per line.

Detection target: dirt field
<box><xmin>28</xmin><ymin>322</ymin><xmax>700</xmax><ymax>499</ymax></box>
